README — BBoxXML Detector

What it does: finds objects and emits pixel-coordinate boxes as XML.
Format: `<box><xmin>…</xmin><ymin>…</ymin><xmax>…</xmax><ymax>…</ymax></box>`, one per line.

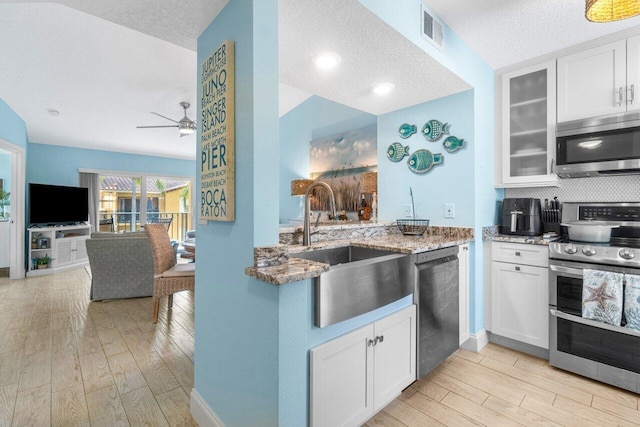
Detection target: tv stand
<box><xmin>27</xmin><ymin>224</ymin><xmax>91</xmax><ymax>277</ymax></box>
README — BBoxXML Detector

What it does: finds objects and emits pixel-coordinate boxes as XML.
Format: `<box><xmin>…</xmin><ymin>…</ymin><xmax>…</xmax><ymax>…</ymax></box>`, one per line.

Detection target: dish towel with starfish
<box><xmin>624</xmin><ymin>274</ymin><xmax>640</xmax><ymax>331</ymax></box>
<box><xmin>582</xmin><ymin>269</ymin><xmax>623</xmax><ymax>326</ymax></box>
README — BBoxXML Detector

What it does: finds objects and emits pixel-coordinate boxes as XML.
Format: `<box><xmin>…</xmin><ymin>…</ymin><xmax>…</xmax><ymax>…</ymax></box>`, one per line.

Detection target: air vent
<box><xmin>421</xmin><ymin>3</ymin><xmax>444</xmax><ymax>50</ymax></box>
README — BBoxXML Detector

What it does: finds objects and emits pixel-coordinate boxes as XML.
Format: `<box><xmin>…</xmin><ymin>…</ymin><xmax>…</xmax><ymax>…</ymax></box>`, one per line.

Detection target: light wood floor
<box><xmin>366</xmin><ymin>343</ymin><xmax>640</xmax><ymax>427</ymax></box>
<box><xmin>3</xmin><ymin>268</ymin><xmax>640</xmax><ymax>427</ymax></box>
<box><xmin>0</xmin><ymin>267</ymin><xmax>196</xmax><ymax>426</ymax></box>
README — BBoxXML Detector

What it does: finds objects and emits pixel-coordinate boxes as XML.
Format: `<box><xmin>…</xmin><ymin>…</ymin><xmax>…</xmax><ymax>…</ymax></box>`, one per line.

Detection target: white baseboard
<box><xmin>460</xmin><ymin>328</ymin><xmax>489</xmax><ymax>353</ymax></box>
<box><xmin>190</xmin><ymin>389</ymin><xmax>225</xmax><ymax>427</ymax></box>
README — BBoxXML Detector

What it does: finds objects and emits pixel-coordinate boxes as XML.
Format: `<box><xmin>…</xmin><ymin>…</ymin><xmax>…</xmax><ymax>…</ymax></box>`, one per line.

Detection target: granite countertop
<box><xmin>482</xmin><ymin>225</ymin><xmax>559</xmax><ymax>246</ymax></box>
<box><xmin>246</xmin><ymin>226</ymin><xmax>474</xmax><ymax>285</ymax></box>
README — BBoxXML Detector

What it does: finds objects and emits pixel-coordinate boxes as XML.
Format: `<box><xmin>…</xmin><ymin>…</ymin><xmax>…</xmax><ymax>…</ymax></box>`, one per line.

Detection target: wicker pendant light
<box><xmin>586</xmin><ymin>0</ymin><xmax>640</xmax><ymax>22</ymax></box>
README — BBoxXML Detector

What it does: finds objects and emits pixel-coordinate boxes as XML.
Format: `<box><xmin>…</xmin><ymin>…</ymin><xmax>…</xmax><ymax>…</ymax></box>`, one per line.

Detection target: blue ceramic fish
<box><xmin>443</xmin><ymin>136</ymin><xmax>464</xmax><ymax>153</ymax></box>
<box><xmin>421</xmin><ymin>120</ymin><xmax>450</xmax><ymax>141</ymax></box>
<box><xmin>407</xmin><ymin>149</ymin><xmax>443</xmax><ymax>174</ymax></box>
<box><xmin>398</xmin><ymin>123</ymin><xmax>417</xmax><ymax>139</ymax></box>
<box><xmin>387</xmin><ymin>142</ymin><xmax>410</xmax><ymax>162</ymax></box>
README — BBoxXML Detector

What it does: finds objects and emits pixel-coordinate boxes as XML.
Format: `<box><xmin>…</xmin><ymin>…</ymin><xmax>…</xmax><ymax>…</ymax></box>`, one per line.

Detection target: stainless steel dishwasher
<box><xmin>415</xmin><ymin>246</ymin><xmax>459</xmax><ymax>379</ymax></box>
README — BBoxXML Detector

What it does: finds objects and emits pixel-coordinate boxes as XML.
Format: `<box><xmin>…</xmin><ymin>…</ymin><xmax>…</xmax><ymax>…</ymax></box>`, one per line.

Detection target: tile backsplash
<box><xmin>505</xmin><ymin>175</ymin><xmax>640</xmax><ymax>203</ymax></box>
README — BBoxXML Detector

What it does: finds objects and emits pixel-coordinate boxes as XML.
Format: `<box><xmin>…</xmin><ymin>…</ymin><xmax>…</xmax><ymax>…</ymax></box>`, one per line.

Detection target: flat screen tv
<box><xmin>29</xmin><ymin>183</ymin><xmax>89</xmax><ymax>226</ymax></box>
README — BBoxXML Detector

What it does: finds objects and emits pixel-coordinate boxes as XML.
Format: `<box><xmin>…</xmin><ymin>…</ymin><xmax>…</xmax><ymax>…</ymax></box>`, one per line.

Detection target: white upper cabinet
<box><xmin>558</xmin><ymin>37</ymin><xmax>640</xmax><ymax>122</ymax></box>
<box><xmin>500</xmin><ymin>61</ymin><xmax>557</xmax><ymax>187</ymax></box>
<box><xmin>628</xmin><ymin>35</ymin><xmax>640</xmax><ymax>112</ymax></box>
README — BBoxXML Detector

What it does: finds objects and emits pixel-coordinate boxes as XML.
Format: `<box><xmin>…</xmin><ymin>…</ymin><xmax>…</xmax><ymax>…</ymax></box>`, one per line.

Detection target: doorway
<box><xmin>0</xmin><ymin>139</ymin><xmax>25</xmax><ymax>279</ymax></box>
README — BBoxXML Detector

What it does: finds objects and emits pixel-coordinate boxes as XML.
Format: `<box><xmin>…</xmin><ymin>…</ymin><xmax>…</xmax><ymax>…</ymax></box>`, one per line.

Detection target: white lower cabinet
<box><xmin>55</xmin><ymin>236</ymin><xmax>88</xmax><ymax>268</ymax></box>
<box><xmin>310</xmin><ymin>305</ymin><xmax>416</xmax><ymax>427</ymax></box>
<box><xmin>491</xmin><ymin>248</ymin><xmax>549</xmax><ymax>349</ymax></box>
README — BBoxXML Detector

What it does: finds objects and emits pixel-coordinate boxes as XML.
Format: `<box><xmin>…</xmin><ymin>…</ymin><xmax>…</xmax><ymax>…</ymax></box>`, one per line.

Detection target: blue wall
<box><xmin>195</xmin><ymin>0</ymin><xmax>281</xmax><ymax>426</ymax></box>
<box><xmin>0</xmin><ymin>98</ymin><xmax>28</xmax><ymax>150</ymax></box>
<box><xmin>378</xmin><ymin>90</ymin><xmax>474</xmax><ymax>225</ymax></box>
<box><xmin>279</xmin><ymin>96</ymin><xmax>376</xmax><ymax>223</ymax></box>
<box><xmin>361</xmin><ymin>0</ymin><xmax>502</xmax><ymax>334</ymax></box>
<box><xmin>26</xmin><ymin>143</ymin><xmax>194</xmax><ymax>186</ymax></box>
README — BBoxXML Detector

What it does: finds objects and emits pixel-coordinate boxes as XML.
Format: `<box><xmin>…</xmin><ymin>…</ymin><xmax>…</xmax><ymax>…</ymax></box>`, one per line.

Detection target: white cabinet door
<box><xmin>500</xmin><ymin>61</ymin><xmax>557</xmax><ymax>187</ymax></box>
<box><xmin>458</xmin><ymin>244</ymin><xmax>469</xmax><ymax>345</ymax></box>
<box><xmin>55</xmin><ymin>238</ymin><xmax>73</xmax><ymax>267</ymax></box>
<box><xmin>372</xmin><ymin>305</ymin><xmax>416</xmax><ymax>411</ymax></box>
<box><xmin>557</xmin><ymin>40</ymin><xmax>627</xmax><ymax>122</ymax></box>
<box><xmin>491</xmin><ymin>262</ymin><xmax>549</xmax><ymax>349</ymax></box>
<box><xmin>73</xmin><ymin>238</ymin><xmax>88</xmax><ymax>263</ymax></box>
<box><xmin>310</xmin><ymin>324</ymin><xmax>374</xmax><ymax>427</ymax></box>
<box><xmin>310</xmin><ymin>305</ymin><xmax>417</xmax><ymax>427</ymax></box>
<box><xmin>627</xmin><ymin>35</ymin><xmax>640</xmax><ymax>112</ymax></box>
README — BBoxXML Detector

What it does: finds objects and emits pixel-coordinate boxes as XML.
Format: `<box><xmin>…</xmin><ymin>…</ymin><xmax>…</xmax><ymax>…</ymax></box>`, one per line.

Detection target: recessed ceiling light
<box><xmin>313</xmin><ymin>52</ymin><xmax>341</xmax><ymax>70</ymax></box>
<box><xmin>47</xmin><ymin>108</ymin><xmax>60</xmax><ymax>116</ymax></box>
<box><xmin>373</xmin><ymin>83</ymin><xmax>395</xmax><ymax>95</ymax></box>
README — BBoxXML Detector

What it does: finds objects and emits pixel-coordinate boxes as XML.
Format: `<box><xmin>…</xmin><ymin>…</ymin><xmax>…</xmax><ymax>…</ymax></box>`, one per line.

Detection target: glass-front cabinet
<box><xmin>499</xmin><ymin>61</ymin><xmax>558</xmax><ymax>187</ymax></box>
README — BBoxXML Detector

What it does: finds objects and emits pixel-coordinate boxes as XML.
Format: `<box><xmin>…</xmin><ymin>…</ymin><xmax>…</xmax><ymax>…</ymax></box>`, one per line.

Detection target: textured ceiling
<box><xmin>425</xmin><ymin>0</ymin><xmax>640</xmax><ymax>70</ymax></box>
<box><xmin>0</xmin><ymin>2</ymin><xmax>200</xmax><ymax>160</ymax></box>
<box><xmin>0</xmin><ymin>0</ymin><xmax>227</xmax><ymax>51</ymax></box>
<box><xmin>279</xmin><ymin>0</ymin><xmax>471</xmax><ymax>116</ymax></box>
<box><xmin>2</xmin><ymin>0</ymin><xmax>639</xmax><ymax>161</ymax></box>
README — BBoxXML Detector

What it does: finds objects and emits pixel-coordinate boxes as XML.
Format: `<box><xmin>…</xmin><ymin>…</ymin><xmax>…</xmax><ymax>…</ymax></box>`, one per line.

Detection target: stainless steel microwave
<box><xmin>555</xmin><ymin>112</ymin><xmax>640</xmax><ymax>178</ymax></box>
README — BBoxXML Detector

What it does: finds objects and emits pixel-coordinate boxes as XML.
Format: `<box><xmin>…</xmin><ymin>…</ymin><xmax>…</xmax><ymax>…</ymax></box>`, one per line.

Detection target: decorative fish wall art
<box><xmin>387</xmin><ymin>142</ymin><xmax>410</xmax><ymax>162</ymax></box>
<box><xmin>398</xmin><ymin>123</ymin><xmax>417</xmax><ymax>139</ymax></box>
<box><xmin>407</xmin><ymin>149</ymin><xmax>443</xmax><ymax>174</ymax></box>
<box><xmin>386</xmin><ymin>119</ymin><xmax>468</xmax><ymax>173</ymax></box>
<box><xmin>421</xmin><ymin>119</ymin><xmax>450</xmax><ymax>141</ymax></box>
<box><xmin>443</xmin><ymin>136</ymin><xmax>464</xmax><ymax>153</ymax></box>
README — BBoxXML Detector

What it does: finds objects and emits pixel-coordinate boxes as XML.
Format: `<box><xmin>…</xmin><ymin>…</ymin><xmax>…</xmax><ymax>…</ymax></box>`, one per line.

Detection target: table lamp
<box><xmin>360</xmin><ymin>172</ymin><xmax>378</xmax><ymax>220</ymax></box>
<box><xmin>291</xmin><ymin>179</ymin><xmax>314</xmax><ymax>219</ymax></box>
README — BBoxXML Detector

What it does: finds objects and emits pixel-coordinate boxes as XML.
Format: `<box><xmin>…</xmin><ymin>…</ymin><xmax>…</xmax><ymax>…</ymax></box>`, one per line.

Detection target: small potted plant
<box><xmin>31</xmin><ymin>233</ymin><xmax>40</xmax><ymax>249</ymax></box>
<box><xmin>37</xmin><ymin>254</ymin><xmax>52</xmax><ymax>269</ymax></box>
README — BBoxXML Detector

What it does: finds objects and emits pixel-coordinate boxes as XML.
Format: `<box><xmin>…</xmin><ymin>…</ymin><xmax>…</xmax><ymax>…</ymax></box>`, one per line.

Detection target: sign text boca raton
<box><xmin>199</xmin><ymin>40</ymin><xmax>235</xmax><ymax>221</ymax></box>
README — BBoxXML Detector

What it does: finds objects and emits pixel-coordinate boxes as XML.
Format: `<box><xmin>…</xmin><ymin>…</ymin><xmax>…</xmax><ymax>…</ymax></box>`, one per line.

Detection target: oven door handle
<box><xmin>550</xmin><ymin>308</ymin><xmax>640</xmax><ymax>338</ymax></box>
<box><xmin>549</xmin><ymin>264</ymin><xmax>583</xmax><ymax>277</ymax></box>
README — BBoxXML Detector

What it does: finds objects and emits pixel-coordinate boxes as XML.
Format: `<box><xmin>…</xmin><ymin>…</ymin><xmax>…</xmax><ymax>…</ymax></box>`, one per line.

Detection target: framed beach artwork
<box><xmin>309</xmin><ymin>124</ymin><xmax>377</xmax><ymax>213</ymax></box>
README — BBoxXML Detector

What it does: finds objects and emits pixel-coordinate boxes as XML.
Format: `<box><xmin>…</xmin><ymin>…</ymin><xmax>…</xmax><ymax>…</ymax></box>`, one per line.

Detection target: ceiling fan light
<box><xmin>586</xmin><ymin>0</ymin><xmax>640</xmax><ymax>22</ymax></box>
<box><xmin>179</xmin><ymin>126</ymin><xmax>195</xmax><ymax>135</ymax></box>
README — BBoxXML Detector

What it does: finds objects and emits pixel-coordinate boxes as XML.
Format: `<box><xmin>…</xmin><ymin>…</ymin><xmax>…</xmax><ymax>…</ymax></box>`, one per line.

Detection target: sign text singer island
<box><xmin>200</xmin><ymin>40</ymin><xmax>235</xmax><ymax>221</ymax></box>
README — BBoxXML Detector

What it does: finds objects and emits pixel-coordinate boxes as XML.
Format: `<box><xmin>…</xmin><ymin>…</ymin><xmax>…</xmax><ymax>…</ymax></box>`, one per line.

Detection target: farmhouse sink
<box><xmin>291</xmin><ymin>245</ymin><xmax>414</xmax><ymax>328</ymax></box>
<box><xmin>291</xmin><ymin>245</ymin><xmax>396</xmax><ymax>266</ymax></box>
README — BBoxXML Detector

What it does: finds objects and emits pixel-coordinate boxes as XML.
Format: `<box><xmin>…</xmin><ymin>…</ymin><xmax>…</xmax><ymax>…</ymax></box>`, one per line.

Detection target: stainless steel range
<box><xmin>549</xmin><ymin>202</ymin><xmax>640</xmax><ymax>393</ymax></box>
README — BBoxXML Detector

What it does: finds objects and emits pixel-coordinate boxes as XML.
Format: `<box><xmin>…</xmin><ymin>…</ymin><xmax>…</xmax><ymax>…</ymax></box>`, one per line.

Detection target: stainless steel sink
<box><xmin>291</xmin><ymin>245</ymin><xmax>395</xmax><ymax>266</ymax></box>
<box><xmin>291</xmin><ymin>246</ymin><xmax>414</xmax><ymax>327</ymax></box>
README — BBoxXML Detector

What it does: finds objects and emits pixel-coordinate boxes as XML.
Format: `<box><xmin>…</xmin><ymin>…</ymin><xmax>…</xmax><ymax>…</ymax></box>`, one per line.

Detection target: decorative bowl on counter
<box><xmin>396</xmin><ymin>219</ymin><xmax>429</xmax><ymax>236</ymax></box>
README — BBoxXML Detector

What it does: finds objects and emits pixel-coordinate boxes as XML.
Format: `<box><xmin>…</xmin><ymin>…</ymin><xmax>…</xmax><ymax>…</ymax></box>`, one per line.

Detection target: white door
<box><xmin>0</xmin><ymin>221</ymin><xmax>9</xmax><ymax>268</ymax></box>
<box><xmin>491</xmin><ymin>262</ymin><xmax>549</xmax><ymax>349</ymax></box>
<box><xmin>372</xmin><ymin>305</ymin><xmax>416</xmax><ymax>411</ymax></box>
<box><xmin>557</xmin><ymin>40</ymin><xmax>627</xmax><ymax>122</ymax></box>
<box><xmin>627</xmin><ymin>35</ymin><xmax>640</xmax><ymax>112</ymax></box>
<box><xmin>0</xmin><ymin>140</ymin><xmax>25</xmax><ymax>279</ymax></box>
<box><xmin>310</xmin><ymin>324</ymin><xmax>374</xmax><ymax>427</ymax></box>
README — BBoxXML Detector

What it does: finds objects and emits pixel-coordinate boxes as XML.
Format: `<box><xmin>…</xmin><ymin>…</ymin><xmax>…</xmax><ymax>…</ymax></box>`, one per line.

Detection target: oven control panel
<box><xmin>580</xmin><ymin>206</ymin><xmax>640</xmax><ymax>221</ymax></box>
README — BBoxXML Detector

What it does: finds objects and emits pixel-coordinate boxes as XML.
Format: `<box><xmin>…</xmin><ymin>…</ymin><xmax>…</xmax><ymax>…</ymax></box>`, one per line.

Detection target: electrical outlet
<box><xmin>445</xmin><ymin>203</ymin><xmax>455</xmax><ymax>219</ymax></box>
<box><xmin>404</xmin><ymin>204</ymin><xmax>413</xmax><ymax>218</ymax></box>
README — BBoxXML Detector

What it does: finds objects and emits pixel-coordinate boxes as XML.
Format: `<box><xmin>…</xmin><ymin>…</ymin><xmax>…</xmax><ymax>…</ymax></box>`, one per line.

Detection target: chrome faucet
<box><xmin>303</xmin><ymin>181</ymin><xmax>337</xmax><ymax>246</ymax></box>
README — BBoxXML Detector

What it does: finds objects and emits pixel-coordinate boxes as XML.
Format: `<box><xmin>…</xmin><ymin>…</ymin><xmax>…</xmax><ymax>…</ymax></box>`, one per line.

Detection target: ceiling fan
<box><xmin>137</xmin><ymin>101</ymin><xmax>196</xmax><ymax>137</ymax></box>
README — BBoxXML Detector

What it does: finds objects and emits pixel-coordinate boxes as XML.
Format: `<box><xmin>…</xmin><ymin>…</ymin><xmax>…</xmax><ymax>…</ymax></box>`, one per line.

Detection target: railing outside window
<box><xmin>98</xmin><ymin>211</ymin><xmax>191</xmax><ymax>242</ymax></box>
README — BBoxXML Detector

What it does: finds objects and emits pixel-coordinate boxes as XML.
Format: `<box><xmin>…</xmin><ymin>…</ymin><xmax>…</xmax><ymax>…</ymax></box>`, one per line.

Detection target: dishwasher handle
<box><xmin>415</xmin><ymin>246</ymin><xmax>459</xmax><ymax>264</ymax></box>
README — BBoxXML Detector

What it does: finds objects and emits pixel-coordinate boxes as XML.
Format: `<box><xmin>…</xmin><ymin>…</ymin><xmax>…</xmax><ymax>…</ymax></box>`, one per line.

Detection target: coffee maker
<box><xmin>500</xmin><ymin>198</ymin><xmax>542</xmax><ymax>236</ymax></box>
